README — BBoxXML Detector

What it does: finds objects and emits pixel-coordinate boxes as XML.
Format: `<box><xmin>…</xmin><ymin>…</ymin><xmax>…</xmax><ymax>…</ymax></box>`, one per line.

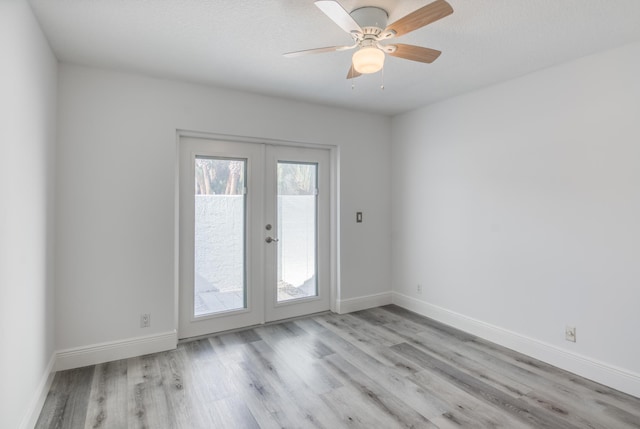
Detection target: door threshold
<box><xmin>178</xmin><ymin>310</ymin><xmax>332</xmax><ymax>344</ymax></box>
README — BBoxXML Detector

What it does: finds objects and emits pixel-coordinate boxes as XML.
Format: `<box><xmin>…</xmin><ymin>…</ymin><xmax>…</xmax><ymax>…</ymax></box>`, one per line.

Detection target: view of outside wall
<box><xmin>277</xmin><ymin>162</ymin><xmax>318</xmax><ymax>302</ymax></box>
<box><xmin>194</xmin><ymin>157</ymin><xmax>246</xmax><ymax>316</ymax></box>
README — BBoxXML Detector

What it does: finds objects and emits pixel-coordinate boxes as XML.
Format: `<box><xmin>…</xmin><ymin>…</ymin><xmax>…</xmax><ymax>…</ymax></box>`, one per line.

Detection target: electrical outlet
<box><xmin>417</xmin><ymin>284</ymin><xmax>422</xmax><ymax>294</ymax></box>
<box><xmin>141</xmin><ymin>313</ymin><xmax>151</xmax><ymax>328</ymax></box>
<box><xmin>565</xmin><ymin>326</ymin><xmax>576</xmax><ymax>342</ymax></box>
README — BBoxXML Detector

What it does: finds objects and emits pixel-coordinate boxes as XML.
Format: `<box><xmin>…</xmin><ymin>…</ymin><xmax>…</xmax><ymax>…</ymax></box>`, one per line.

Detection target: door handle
<box><xmin>265</xmin><ymin>237</ymin><xmax>279</xmax><ymax>244</ymax></box>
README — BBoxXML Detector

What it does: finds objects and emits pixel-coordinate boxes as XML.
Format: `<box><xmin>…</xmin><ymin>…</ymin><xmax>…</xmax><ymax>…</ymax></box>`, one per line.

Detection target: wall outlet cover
<box><xmin>141</xmin><ymin>313</ymin><xmax>151</xmax><ymax>328</ymax></box>
<box><xmin>565</xmin><ymin>326</ymin><xmax>576</xmax><ymax>342</ymax></box>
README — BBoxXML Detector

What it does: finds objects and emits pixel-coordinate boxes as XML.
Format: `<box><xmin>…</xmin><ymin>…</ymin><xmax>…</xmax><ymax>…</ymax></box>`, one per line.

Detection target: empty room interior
<box><xmin>2</xmin><ymin>0</ymin><xmax>640</xmax><ymax>427</ymax></box>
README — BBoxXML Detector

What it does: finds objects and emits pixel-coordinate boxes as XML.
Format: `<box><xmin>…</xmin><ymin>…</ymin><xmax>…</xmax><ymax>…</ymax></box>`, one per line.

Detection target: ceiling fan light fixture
<box><xmin>352</xmin><ymin>46</ymin><xmax>385</xmax><ymax>74</ymax></box>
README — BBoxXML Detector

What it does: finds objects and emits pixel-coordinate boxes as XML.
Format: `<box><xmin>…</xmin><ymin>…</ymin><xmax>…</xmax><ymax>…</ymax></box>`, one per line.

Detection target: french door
<box><xmin>178</xmin><ymin>136</ymin><xmax>331</xmax><ymax>339</ymax></box>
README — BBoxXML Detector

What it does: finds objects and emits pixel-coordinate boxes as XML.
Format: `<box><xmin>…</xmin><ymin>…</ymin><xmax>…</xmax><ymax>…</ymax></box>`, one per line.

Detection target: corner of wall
<box><xmin>19</xmin><ymin>353</ymin><xmax>56</xmax><ymax>429</ymax></box>
<box><xmin>337</xmin><ymin>292</ymin><xmax>393</xmax><ymax>314</ymax></box>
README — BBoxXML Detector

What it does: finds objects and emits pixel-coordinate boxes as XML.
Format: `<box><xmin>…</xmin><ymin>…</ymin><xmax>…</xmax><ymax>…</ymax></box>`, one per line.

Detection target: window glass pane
<box><xmin>194</xmin><ymin>157</ymin><xmax>246</xmax><ymax>316</ymax></box>
<box><xmin>277</xmin><ymin>162</ymin><xmax>318</xmax><ymax>302</ymax></box>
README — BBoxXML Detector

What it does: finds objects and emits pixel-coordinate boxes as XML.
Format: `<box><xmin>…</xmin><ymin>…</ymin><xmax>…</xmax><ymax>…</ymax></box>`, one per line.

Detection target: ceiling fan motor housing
<box><xmin>349</xmin><ymin>7</ymin><xmax>389</xmax><ymax>74</ymax></box>
<box><xmin>350</xmin><ymin>7</ymin><xmax>388</xmax><ymax>33</ymax></box>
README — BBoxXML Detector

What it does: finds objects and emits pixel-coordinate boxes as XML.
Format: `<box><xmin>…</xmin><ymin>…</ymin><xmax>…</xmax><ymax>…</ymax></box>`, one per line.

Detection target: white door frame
<box><xmin>174</xmin><ymin>131</ymin><xmax>338</xmax><ymax>339</ymax></box>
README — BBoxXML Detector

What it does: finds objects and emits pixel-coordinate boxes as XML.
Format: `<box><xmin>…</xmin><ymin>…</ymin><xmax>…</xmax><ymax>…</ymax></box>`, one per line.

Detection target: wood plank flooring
<box><xmin>36</xmin><ymin>305</ymin><xmax>640</xmax><ymax>428</ymax></box>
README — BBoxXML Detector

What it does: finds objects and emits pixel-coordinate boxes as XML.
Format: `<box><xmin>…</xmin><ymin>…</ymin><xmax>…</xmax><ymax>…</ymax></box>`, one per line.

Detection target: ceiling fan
<box><xmin>284</xmin><ymin>0</ymin><xmax>454</xmax><ymax>79</ymax></box>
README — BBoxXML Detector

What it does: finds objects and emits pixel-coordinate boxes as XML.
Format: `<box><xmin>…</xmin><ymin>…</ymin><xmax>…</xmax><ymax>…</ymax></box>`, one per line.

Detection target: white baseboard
<box><xmin>392</xmin><ymin>292</ymin><xmax>640</xmax><ymax>399</ymax></box>
<box><xmin>56</xmin><ymin>330</ymin><xmax>177</xmax><ymax>371</ymax></box>
<box><xmin>19</xmin><ymin>352</ymin><xmax>56</xmax><ymax>429</ymax></box>
<box><xmin>337</xmin><ymin>292</ymin><xmax>392</xmax><ymax>314</ymax></box>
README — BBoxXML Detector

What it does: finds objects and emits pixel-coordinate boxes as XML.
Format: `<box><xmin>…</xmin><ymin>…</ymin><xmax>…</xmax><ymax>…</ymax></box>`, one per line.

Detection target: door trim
<box><xmin>174</xmin><ymin>130</ymin><xmax>339</xmax><ymax>338</ymax></box>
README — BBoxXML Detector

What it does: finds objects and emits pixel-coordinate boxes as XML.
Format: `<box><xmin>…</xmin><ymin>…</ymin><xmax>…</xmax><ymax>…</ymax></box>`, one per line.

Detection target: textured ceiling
<box><xmin>28</xmin><ymin>0</ymin><xmax>640</xmax><ymax>116</ymax></box>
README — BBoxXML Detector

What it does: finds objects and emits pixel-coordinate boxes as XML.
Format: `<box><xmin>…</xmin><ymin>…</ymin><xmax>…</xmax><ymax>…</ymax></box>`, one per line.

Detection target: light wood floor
<box><xmin>36</xmin><ymin>305</ymin><xmax>640</xmax><ymax>428</ymax></box>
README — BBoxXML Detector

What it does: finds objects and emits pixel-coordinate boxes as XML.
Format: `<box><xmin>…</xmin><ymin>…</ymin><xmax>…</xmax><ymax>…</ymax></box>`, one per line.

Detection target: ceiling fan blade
<box><xmin>387</xmin><ymin>44</ymin><xmax>441</xmax><ymax>63</ymax></box>
<box><xmin>384</xmin><ymin>0</ymin><xmax>453</xmax><ymax>38</ymax></box>
<box><xmin>284</xmin><ymin>45</ymin><xmax>354</xmax><ymax>58</ymax></box>
<box><xmin>346</xmin><ymin>64</ymin><xmax>361</xmax><ymax>79</ymax></box>
<box><xmin>315</xmin><ymin>0</ymin><xmax>362</xmax><ymax>35</ymax></box>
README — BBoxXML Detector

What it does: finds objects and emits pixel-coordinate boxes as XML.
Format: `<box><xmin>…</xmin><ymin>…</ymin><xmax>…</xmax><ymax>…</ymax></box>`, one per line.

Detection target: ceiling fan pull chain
<box><xmin>381</xmin><ymin>67</ymin><xmax>385</xmax><ymax>90</ymax></box>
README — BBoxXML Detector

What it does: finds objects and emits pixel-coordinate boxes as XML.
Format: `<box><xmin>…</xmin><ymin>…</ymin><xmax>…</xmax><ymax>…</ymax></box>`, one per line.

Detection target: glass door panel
<box><xmin>265</xmin><ymin>145</ymin><xmax>330</xmax><ymax>322</ymax></box>
<box><xmin>179</xmin><ymin>137</ymin><xmax>264</xmax><ymax>340</ymax></box>
<box><xmin>194</xmin><ymin>157</ymin><xmax>246</xmax><ymax>316</ymax></box>
<box><xmin>277</xmin><ymin>162</ymin><xmax>318</xmax><ymax>302</ymax></box>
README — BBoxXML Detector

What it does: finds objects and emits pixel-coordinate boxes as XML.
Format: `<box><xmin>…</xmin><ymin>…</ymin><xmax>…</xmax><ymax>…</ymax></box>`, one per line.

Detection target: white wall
<box><xmin>56</xmin><ymin>64</ymin><xmax>391</xmax><ymax>352</ymax></box>
<box><xmin>0</xmin><ymin>1</ymin><xmax>58</xmax><ymax>428</ymax></box>
<box><xmin>391</xmin><ymin>41</ymin><xmax>640</xmax><ymax>396</ymax></box>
